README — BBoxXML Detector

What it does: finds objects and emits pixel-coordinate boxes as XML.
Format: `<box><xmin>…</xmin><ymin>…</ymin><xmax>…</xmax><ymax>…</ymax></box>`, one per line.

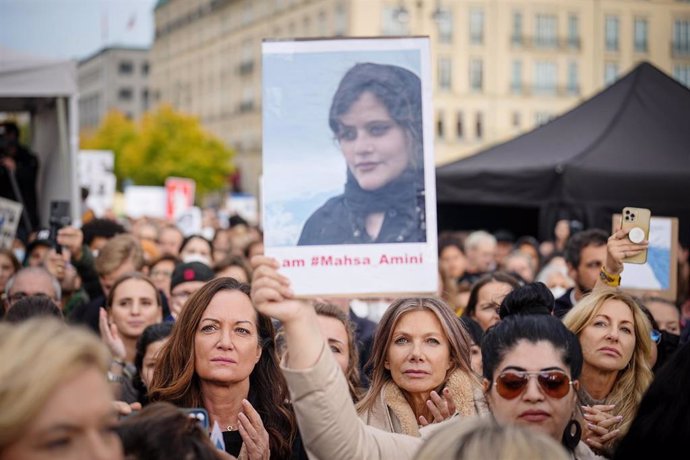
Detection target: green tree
<box><xmin>80</xmin><ymin>106</ymin><xmax>235</xmax><ymax>196</ymax></box>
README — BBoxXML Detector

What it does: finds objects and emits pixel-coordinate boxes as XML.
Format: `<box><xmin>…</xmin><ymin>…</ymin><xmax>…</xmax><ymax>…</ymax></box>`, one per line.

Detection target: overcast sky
<box><xmin>0</xmin><ymin>0</ymin><xmax>156</xmax><ymax>60</ymax></box>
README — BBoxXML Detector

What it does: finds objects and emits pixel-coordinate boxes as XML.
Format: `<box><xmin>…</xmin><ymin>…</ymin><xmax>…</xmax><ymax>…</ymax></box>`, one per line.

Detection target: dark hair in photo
<box><xmin>463</xmin><ymin>272</ymin><xmax>521</xmax><ymax>318</ymax></box>
<box><xmin>4</xmin><ymin>295</ymin><xmax>62</xmax><ymax>323</ymax></box>
<box><xmin>563</xmin><ymin>229</ymin><xmax>608</xmax><ymax>268</ymax></box>
<box><xmin>133</xmin><ymin>322</ymin><xmax>175</xmax><ymax>404</ymax></box>
<box><xmin>459</xmin><ymin>316</ymin><xmax>483</xmax><ymax>346</ymax></box>
<box><xmin>329</xmin><ymin>62</ymin><xmax>423</xmax><ymax>169</ymax></box>
<box><xmin>81</xmin><ymin>218</ymin><xmax>126</xmax><ymax>247</ymax></box>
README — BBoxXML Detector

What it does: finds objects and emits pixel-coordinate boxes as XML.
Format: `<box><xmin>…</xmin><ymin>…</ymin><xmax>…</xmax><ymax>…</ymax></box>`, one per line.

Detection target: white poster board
<box><xmin>227</xmin><ymin>193</ymin><xmax>258</xmax><ymax>226</ymax></box>
<box><xmin>165</xmin><ymin>177</ymin><xmax>196</xmax><ymax>220</ymax></box>
<box><xmin>614</xmin><ymin>215</ymin><xmax>678</xmax><ymax>301</ymax></box>
<box><xmin>78</xmin><ymin>149</ymin><xmax>116</xmax><ymax>217</ymax></box>
<box><xmin>124</xmin><ymin>186</ymin><xmax>166</xmax><ymax>219</ymax></box>
<box><xmin>0</xmin><ymin>197</ymin><xmax>22</xmax><ymax>249</ymax></box>
<box><xmin>261</xmin><ymin>37</ymin><xmax>437</xmax><ymax>297</ymax></box>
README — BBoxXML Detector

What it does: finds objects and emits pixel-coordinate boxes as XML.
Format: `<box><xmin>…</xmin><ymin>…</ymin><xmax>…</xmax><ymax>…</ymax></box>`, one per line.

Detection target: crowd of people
<box><xmin>1</xmin><ymin>210</ymin><xmax>689</xmax><ymax>460</ymax></box>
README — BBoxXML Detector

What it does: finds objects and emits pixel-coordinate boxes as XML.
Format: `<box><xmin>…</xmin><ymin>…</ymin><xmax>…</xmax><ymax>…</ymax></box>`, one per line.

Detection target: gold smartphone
<box><xmin>620</xmin><ymin>207</ymin><xmax>651</xmax><ymax>264</ymax></box>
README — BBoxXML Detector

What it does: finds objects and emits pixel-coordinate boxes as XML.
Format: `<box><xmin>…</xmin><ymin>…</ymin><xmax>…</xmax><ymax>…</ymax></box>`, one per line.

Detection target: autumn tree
<box><xmin>80</xmin><ymin>106</ymin><xmax>234</xmax><ymax>196</ymax></box>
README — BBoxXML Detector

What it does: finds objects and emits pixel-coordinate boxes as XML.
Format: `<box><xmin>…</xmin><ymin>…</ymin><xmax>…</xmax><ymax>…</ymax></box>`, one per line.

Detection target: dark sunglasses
<box><xmin>494</xmin><ymin>370</ymin><xmax>573</xmax><ymax>400</ymax></box>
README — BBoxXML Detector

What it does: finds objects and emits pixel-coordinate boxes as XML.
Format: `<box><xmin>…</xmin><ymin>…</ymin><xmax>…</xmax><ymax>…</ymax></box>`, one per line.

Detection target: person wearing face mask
<box><xmin>179</xmin><ymin>235</ymin><xmax>214</xmax><ymax>266</ymax></box>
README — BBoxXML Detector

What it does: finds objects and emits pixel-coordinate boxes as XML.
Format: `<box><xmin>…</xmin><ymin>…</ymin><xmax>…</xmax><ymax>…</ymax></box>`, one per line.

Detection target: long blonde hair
<box><xmin>0</xmin><ymin>319</ymin><xmax>111</xmax><ymax>451</ymax></box>
<box><xmin>356</xmin><ymin>297</ymin><xmax>476</xmax><ymax>414</ymax></box>
<box><xmin>563</xmin><ymin>288</ymin><xmax>654</xmax><ymax>446</ymax></box>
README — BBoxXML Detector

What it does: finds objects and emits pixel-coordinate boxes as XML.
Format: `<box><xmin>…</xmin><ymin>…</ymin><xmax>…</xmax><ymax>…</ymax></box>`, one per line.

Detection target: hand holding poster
<box><xmin>262</xmin><ymin>37</ymin><xmax>437</xmax><ymax>297</ymax></box>
<box><xmin>0</xmin><ymin>197</ymin><xmax>22</xmax><ymax>249</ymax></box>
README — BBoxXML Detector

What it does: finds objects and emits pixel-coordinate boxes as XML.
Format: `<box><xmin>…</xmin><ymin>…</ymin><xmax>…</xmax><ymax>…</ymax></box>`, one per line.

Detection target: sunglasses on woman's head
<box><xmin>494</xmin><ymin>370</ymin><xmax>573</xmax><ymax>400</ymax></box>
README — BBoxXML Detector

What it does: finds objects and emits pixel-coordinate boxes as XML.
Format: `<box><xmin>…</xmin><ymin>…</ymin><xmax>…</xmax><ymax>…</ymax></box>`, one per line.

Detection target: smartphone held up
<box><xmin>620</xmin><ymin>206</ymin><xmax>651</xmax><ymax>264</ymax></box>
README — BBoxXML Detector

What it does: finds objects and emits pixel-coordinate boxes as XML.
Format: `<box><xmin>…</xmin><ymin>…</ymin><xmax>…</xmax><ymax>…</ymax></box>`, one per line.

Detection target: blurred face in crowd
<box><xmin>98</xmin><ymin>259</ymin><xmax>136</xmax><ymax>298</ymax></box>
<box><xmin>149</xmin><ymin>259</ymin><xmax>176</xmax><ymax>299</ymax></box>
<box><xmin>385</xmin><ymin>310</ymin><xmax>452</xmax><ymax>396</ymax></box>
<box><xmin>6</xmin><ymin>270</ymin><xmax>59</xmax><ymax>309</ymax></box>
<box><xmin>571</xmin><ymin>244</ymin><xmax>606</xmax><ymax>294</ymax></box>
<box><xmin>27</xmin><ymin>244</ymin><xmax>50</xmax><ymax>268</ymax></box>
<box><xmin>141</xmin><ymin>338</ymin><xmax>169</xmax><ymax>389</ymax></box>
<box><xmin>194</xmin><ymin>290</ymin><xmax>262</xmax><ymax>385</ymax></box>
<box><xmin>439</xmin><ymin>245</ymin><xmax>466</xmax><ymax>280</ymax></box>
<box><xmin>1</xmin><ymin>367</ymin><xmax>123</xmax><ymax>460</ymax></box>
<box><xmin>108</xmin><ymin>279</ymin><xmax>162</xmax><ymax>341</ymax></box>
<box><xmin>337</xmin><ymin>91</ymin><xmax>412</xmax><ymax>191</ymax></box>
<box><xmin>212</xmin><ymin>230</ymin><xmax>232</xmax><ymax>263</ymax></box>
<box><xmin>468</xmin><ymin>240</ymin><xmax>496</xmax><ymax>273</ymax></box>
<box><xmin>578</xmin><ymin>299</ymin><xmax>635</xmax><ymax>374</ymax></box>
<box><xmin>504</xmin><ymin>254</ymin><xmax>535</xmax><ymax>283</ymax></box>
<box><xmin>486</xmin><ymin>340</ymin><xmax>577</xmax><ymax>443</ymax></box>
<box><xmin>645</xmin><ymin>299</ymin><xmax>681</xmax><ymax>335</ymax></box>
<box><xmin>180</xmin><ymin>237</ymin><xmax>212</xmax><ymax>266</ymax></box>
<box><xmin>471</xmin><ymin>281</ymin><xmax>513</xmax><ymax>331</ymax></box>
<box><xmin>316</xmin><ymin>314</ymin><xmax>350</xmax><ymax>374</ymax></box>
<box><xmin>170</xmin><ymin>280</ymin><xmax>207</xmax><ymax>319</ymax></box>
<box><xmin>0</xmin><ymin>252</ymin><xmax>17</xmax><ymax>292</ymax></box>
<box><xmin>216</xmin><ymin>265</ymin><xmax>249</xmax><ymax>284</ymax></box>
<box><xmin>158</xmin><ymin>227</ymin><xmax>183</xmax><ymax>256</ymax></box>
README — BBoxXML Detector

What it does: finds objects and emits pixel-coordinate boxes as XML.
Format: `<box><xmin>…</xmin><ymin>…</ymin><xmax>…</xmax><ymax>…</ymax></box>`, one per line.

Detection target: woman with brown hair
<box><xmin>148</xmin><ymin>277</ymin><xmax>306</xmax><ymax>459</ymax></box>
<box><xmin>356</xmin><ymin>297</ymin><xmax>487</xmax><ymax>436</ymax></box>
<box><xmin>461</xmin><ymin>272</ymin><xmax>520</xmax><ymax>331</ymax></box>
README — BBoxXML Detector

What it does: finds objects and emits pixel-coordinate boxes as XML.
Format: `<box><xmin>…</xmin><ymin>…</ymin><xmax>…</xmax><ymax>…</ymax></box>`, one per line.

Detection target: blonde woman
<box><xmin>413</xmin><ymin>416</ymin><xmax>569</xmax><ymax>460</ymax></box>
<box><xmin>0</xmin><ymin>318</ymin><xmax>123</xmax><ymax>459</ymax></box>
<box><xmin>563</xmin><ymin>289</ymin><xmax>653</xmax><ymax>456</ymax></box>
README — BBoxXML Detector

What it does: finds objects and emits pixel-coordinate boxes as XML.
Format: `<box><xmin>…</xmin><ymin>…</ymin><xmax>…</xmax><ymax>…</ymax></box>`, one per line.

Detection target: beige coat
<box><xmin>282</xmin><ymin>345</ymin><xmax>603</xmax><ymax>460</ymax></box>
<box><xmin>358</xmin><ymin>369</ymin><xmax>488</xmax><ymax>437</ymax></box>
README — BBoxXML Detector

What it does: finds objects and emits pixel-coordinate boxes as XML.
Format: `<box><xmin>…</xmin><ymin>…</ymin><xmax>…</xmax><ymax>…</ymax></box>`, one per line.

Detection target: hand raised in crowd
<box><xmin>99</xmin><ymin>307</ymin><xmax>126</xmax><ymax>362</ymax></box>
<box><xmin>418</xmin><ymin>388</ymin><xmax>457</xmax><ymax>426</ymax></box>
<box><xmin>581</xmin><ymin>404</ymin><xmax>623</xmax><ymax>451</ymax></box>
<box><xmin>57</xmin><ymin>226</ymin><xmax>84</xmax><ymax>261</ymax></box>
<box><xmin>250</xmin><ymin>255</ymin><xmax>310</xmax><ymax>324</ymax></box>
<box><xmin>238</xmin><ymin>399</ymin><xmax>270</xmax><ymax>460</ymax></box>
<box><xmin>0</xmin><ymin>156</ymin><xmax>16</xmax><ymax>172</ymax></box>
<box><xmin>604</xmin><ymin>225</ymin><xmax>649</xmax><ymax>275</ymax></box>
<box><xmin>113</xmin><ymin>400</ymin><xmax>142</xmax><ymax>417</ymax></box>
<box><xmin>43</xmin><ymin>247</ymin><xmax>69</xmax><ymax>281</ymax></box>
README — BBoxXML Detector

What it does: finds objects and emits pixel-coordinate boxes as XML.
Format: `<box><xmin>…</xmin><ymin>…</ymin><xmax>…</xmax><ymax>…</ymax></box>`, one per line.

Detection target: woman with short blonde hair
<box><xmin>0</xmin><ymin>319</ymin><xmax>122</xmax><ymax>458</ymax></box>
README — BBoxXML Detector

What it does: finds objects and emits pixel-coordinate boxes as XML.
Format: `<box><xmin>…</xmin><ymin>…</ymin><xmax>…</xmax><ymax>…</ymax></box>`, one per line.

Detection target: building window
<box><xmin>475</xmin><ymin>112</ymin><xmax>483</xmax><ymax>139</ymax></box>
<box><xmin>673</xmin><ymin>64</ymin><xmax>690</xmax><ymax>87</ymax></box>
<box><xmin>511</xmin><ymin>60</ymin><xmax>522</xmax><ymax>93</ymax></box>
<box><xmin>568</xmin><ymin>14</ymin><xmax>579</xmax><ymax>48</ymax></box>
<box><xmin>512</xmin><ymin>111</ymin><xmax>521</xmax><ymax>128</ymax></box>
<box><xmin>605</xmin><ymin>16</ymin><xmax>619</xmax><ymax>51</ymax></box>
<box><xmin>118</xmin><ymin>87</ymin><xmax>133</xmax><ymax>101</ymax></box>
<box><xmin>438</xmin><ymin>57</ymin><xmax>452</xmax><ymax>90</ymax></box>
<box><xmin>512</xmin><ymin>12</ymin><xmax>522</xmax><ymax>45</ymax></box>
<box><xmin>535</xmin><ymin>14</ymin><xmax>557</xmax><ymax>48</ymax></box>
<box><xmin>534</xmin><ymin>61</ymin><xmax>557</xmax><ymax>94</ymax></box>
<box><xmin>436</xmin><ymin>8</ymin><xmax>452</xmax><ymax>44</ymax></box>
<box><xmin>469</xmin><ymin>9</ymin><xmax>484</xmax><ymax>45</ymax></box>
<box><xmin>334</xmin><ymin>3</ymin><xmax>347</xmax><ymax>36</ymax></box>
<box><xmin>142</xmin><ymin>89</ymin><xmax>149</xmax><ymax>111</ymax></box>
<box><xmin>470</xmin><ymin>58</ymin><xmax>483</xmax><ymax>91</ymax></box>
<box><xmin>567</xmin><ymin>61</ymin><xmax>579</xmax><ymax>95</ymax></box>
<box><xmin>535</xmin><ymin>112</ymin><xmax>552</xmax><ymax>126</ymax></box>
<box><xmin>118</xmin><ymin>61</ymin><xmax>133</xmax><ymax>75</ymax></box>
<box><xmin>673</xmin><ymin>20</ymin><xmax>690</xmax><ymax>55</ymax></box>
<box><xmin>141</xmin><ymin>62</ymin><xmax>149</xmax><ymax>76</ymax></box>
<box><xmin>634</xmin><ymin>18</ymin><xmax>648</xmax><ymax>52</ymax></box>
<box><xmin>436</xmin><ymin>111</ymin><xmax>445</xmax><ymax>138</ymax></box>
<box><xmin>456</xmin><ymin>111</ymin><xmax>463</xmax><ymax>138</ymax></box>
<box><xmin>604</xmin><ymin>62</ymin><xmax>619</xmax><ymax>85</ymax></box>
<box><xmin>382</xmin><ymin>6</ymin><xmax>409</xmax><ymax>35</ymax></box>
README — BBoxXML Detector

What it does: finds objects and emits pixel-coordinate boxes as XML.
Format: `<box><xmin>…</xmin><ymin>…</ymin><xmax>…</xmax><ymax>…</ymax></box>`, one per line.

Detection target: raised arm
<box><xmin>249</xmin><ymin>256</ymin><xmax>422</xmax><ymax>460</ymax></box>
<box><xmin>595</xmin><ymin>225</ymin><xmax>648</xmax><ymax>291</ymax></box>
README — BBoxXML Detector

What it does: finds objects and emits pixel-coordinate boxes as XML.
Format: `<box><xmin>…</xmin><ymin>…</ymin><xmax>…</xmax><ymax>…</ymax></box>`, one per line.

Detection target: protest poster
<box><xmin>78</xmin><ymin>150</ymin><xmax>116</xmax><ymax>217</ymax></box>
<box><xmin>262</xmin><ymin>37</ymin><xmax>437</xmax><ymax>297</ymax></box>
<box><xmin>166</xmin><ymin>177</ymin><xmax>196</xmax><ymax>220</ymax></box>
<box><xmin>613</xmin><ymin>214</ymin><xmax>678</xmax><ymax>301</ymax></box>
<box><xmin>0</xmin><ymin>197</ymin><xmax>22</xmax><ymax>249</ymax></box>
<box><xmin>124</xmin><ymin>186</ymin><xmax>166</xmax><ymax>219</ymax></box>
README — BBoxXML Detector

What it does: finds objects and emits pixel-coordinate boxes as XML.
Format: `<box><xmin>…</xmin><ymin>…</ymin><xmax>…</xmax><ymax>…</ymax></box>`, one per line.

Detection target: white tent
<box><xmin>0</xmin><ymin>46</ymin><xmax>79</xmax><ymax>226</ymax></box>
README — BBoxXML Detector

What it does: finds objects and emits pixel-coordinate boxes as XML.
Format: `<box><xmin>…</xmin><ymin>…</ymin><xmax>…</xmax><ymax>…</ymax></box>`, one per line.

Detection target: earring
<box><xmin>561</xmin><ymin>418</ymin><xmax>582</xmax><ymax>451</ymax></box>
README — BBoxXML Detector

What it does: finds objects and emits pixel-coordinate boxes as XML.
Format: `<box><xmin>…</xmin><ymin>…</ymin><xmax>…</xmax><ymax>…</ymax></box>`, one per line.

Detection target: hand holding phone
<box><xmin>620</xmin><ymin>207</ymin><xmax>651</xmax><ymax>264</ymax></box>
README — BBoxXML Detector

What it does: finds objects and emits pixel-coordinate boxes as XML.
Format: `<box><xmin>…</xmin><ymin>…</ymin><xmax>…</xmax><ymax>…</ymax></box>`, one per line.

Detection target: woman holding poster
<box><xmin>298</xmin><ymin>62</ymin><xmax>426</xmax><ymax>246</ymax></box>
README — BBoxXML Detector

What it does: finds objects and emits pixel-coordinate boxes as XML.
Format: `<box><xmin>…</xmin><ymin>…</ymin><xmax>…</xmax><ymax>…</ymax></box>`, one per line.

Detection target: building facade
<box><xmin>78</xmin><ymin>46</ymin><xmax>151</xmax><ymax>131</ymax></box>
<box><xmin>150</xmin><ymin>0</ymin><xmax>690</xmax><ymax>196</ymax></box>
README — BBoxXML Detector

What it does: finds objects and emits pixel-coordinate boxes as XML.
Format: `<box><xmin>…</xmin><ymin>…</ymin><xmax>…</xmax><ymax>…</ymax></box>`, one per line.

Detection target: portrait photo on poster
<box><xmin>262</xmin><ymin>38</ymin><xmax>431</xmax><ymax>248</ymax></box>
<box><xmin>261</xmin><ymin>37</ymin><xmax>437</xmax><ymax>297</ymax></box>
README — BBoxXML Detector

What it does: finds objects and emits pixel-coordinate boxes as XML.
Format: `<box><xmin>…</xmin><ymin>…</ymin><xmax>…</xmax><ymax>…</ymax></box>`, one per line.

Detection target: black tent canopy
<box><xmin>436</xmin><ymin>62</ymin><xmax>690</xmax><ymax>243</ymax></box>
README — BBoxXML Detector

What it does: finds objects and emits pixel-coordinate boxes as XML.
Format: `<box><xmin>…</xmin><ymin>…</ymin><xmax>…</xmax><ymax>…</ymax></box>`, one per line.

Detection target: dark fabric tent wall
<box><xmin>436</xmin><ymin>62</ymin><xmax>690</xmax><ymax>245</ymax></box>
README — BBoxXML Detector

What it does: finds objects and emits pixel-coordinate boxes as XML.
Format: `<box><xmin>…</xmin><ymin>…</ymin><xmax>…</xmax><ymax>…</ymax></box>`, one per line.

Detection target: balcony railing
<box><xmin>511</xmin><ymin>35</ymin><xmax>581</xmax><ymax>50</ymax></box>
